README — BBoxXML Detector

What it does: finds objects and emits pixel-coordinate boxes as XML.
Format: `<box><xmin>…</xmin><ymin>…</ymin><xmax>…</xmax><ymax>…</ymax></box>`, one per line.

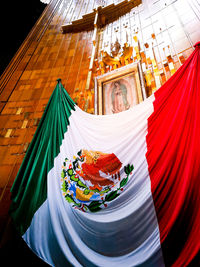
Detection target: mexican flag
<box><xmin>10</xmin><ymin>43</ymin><xmax>200</xmax><ymax>266</ymax></box>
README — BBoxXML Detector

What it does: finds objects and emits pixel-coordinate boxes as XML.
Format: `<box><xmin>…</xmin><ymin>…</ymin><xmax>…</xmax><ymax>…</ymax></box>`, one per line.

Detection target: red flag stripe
<box><xmin>146</xmin><ymin>43</ymin><xmax>200</xmax><ymax>266</ymax></box>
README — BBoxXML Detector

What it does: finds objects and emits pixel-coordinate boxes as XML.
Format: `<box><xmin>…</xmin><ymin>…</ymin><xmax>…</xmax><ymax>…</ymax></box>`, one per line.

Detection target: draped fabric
<box><xmin>10</xmin><ymin>80</ymin><xmax>75</xmax><ymax>235</ymax></box>
<box><xmin>10</xmin><ymin>43</ymin><xmax>200</xmax><ymax>266</ymax></box>
<box><xmin>146</xmin><ymin>42</ymin><xmax>200</xmax><ymax>267</ymax></box>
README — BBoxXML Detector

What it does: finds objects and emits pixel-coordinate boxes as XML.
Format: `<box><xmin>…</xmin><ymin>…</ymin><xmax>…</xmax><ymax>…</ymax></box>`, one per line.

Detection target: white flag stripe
<box><xmin>23</xmin><ymin>94</ymin><xmax>164</xmax><ymax>266</ymax></box>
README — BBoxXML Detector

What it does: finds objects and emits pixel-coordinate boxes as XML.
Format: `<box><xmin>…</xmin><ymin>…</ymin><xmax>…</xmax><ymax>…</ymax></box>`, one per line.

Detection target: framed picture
<box><xmin>94</xmin><ymin>62</ymin><xmax>145</xmax><ymax>115</ymax></box>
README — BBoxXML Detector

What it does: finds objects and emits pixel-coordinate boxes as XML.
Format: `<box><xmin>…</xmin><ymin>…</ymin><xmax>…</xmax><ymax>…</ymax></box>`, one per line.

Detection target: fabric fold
<box><xmin>10</xmin><ymin>43</ymin><xmax>200</xmax><ymax>266</ymax></box>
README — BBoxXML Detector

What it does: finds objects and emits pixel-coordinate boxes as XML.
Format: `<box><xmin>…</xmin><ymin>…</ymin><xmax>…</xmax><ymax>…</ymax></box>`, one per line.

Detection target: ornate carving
<box><xmin>101</xmin><ymin>51</ymin><xmax>121</xmax><ymax>68</ymax></box>
<box><xmin>101</xmin><ymin>42</ymin><xmax>133</xmax><ymax>68</ymax></box>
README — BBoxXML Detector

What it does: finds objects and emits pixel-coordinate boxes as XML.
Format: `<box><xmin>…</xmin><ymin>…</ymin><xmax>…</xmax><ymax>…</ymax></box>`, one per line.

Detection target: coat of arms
<box><xmin>61</xmin><ymin>149</ymin><xmax>134</xmax><ymax>212</ymax></box>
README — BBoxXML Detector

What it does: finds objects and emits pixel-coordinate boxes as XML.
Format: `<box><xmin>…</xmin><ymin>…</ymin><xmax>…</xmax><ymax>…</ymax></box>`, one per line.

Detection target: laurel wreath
<box><xmin>61</xmin><ymin>150</ymin><xmax>134</xmax><ymax>212</ymax></box>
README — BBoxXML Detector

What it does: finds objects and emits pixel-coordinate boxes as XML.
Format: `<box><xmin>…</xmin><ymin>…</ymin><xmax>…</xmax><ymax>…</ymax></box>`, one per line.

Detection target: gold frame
<box><xmin>94</xmin><ymin>62</ymin><xmax>144</xmax><ymax>115</ymax></box>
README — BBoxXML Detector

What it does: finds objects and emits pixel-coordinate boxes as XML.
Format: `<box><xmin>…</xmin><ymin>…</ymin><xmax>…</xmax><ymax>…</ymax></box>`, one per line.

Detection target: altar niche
<box><xmin>61</xmin><ymin>0</ymin><xmax>143</xmax><ymax>101</ymax></box>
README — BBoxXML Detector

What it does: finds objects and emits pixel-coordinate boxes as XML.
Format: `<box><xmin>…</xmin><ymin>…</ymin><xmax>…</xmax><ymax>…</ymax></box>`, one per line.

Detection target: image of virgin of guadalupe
<box><xmin>111</xmin><ymin>81</ymin><xmax>130</xmax><ymax>113</ymax></box>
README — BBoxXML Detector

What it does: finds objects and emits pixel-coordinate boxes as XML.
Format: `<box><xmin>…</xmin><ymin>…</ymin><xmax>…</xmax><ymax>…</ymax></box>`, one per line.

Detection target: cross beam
<box><xmin>61</xmin><ymin>0</ymin><xmax>142</xmax><ymax>33</ymax></box>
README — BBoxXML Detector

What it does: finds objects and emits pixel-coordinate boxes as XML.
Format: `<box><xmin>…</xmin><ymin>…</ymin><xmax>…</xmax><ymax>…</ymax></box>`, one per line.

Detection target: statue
<box><xmin>111</xmin><ymin>38</ymin><xmax>121</xmax><ymax>57</ymax></box>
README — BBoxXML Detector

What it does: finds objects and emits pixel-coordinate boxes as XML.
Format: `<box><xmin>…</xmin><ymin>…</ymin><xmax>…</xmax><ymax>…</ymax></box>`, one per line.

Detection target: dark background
<box><xmin>0</xmin><ymin>1</ymin><xmax>47</xmax><ymax>264</ymax></box>
<box><xmin>0</xmin><ymin>1</ymin><xmax>47</xmax><ymax>76</ymax></box>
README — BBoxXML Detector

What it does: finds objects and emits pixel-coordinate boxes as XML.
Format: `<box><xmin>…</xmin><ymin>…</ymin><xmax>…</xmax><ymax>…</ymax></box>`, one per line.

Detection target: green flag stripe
<box><xmin>10</xmin><ymin>81</ymin><xmax>75</xmax><ymax>235</ymax></box>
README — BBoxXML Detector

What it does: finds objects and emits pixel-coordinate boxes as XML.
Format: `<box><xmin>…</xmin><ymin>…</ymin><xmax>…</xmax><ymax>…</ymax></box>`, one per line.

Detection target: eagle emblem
<box><xmin>61</xmin><ymin>149</ymin><xmax>134</xmax><ymax>212</ymax></box>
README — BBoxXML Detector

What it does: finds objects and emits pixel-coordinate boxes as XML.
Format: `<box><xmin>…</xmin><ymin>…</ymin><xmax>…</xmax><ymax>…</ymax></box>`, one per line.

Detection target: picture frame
<box><xmin>94</xmin><ymin>62</ymin><xmax>145</xmax><ymax>115</ymax></box>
